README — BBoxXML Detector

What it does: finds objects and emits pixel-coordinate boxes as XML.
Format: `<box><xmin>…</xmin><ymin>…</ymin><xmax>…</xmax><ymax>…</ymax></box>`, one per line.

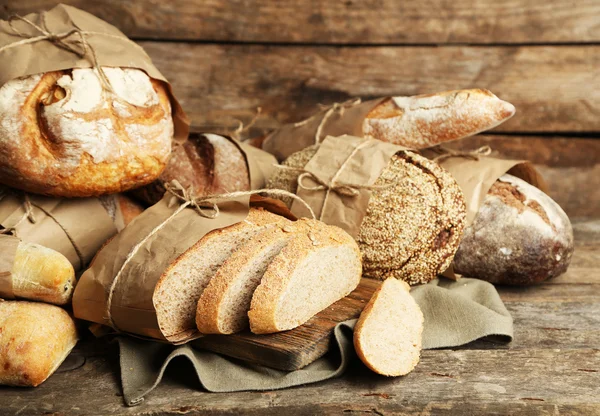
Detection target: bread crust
<box><xmin>0</xmin><ymin>301</ymin><xmax>78</xmax><ymax>386</ymax></box>
<box><xmin>0</xmin><ymin>68</ymin><xmax>173</xmax><ymax>197</ymax></box>
<box><xmin>248</xmin><ymin>220</ymin><xmax>362</xmax><ymax>334</ymax></box>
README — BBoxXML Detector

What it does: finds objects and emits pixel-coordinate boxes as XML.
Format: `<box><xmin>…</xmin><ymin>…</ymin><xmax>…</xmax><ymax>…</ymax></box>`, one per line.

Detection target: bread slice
<box><xmin>248</xmin><ymin>220</ymin><xmax>362</xmax><ymax>334</ymax></box>
<box><xmin>153</xmin><ymin>208</ymin><xmax>290</xmax><ymax>340</ymax></box>
<box><xmin>353</xmin><ymin>278</ymin><xmax>424</xmax><ymax>376</ymax></box>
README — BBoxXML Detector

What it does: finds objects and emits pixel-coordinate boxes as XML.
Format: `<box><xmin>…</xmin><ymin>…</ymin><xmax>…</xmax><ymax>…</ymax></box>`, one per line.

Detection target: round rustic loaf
<box><xmin>267</xmin><ymin>145</ymin><xmax>466</xmax><ymax>285</ymax></box>
<box><xmin>453</xmin><ymin>174</ymin><xmax>574</xmax><ymax>285</ymax></box>
<box><xmin>0</xmin><ymin>67</ymin><xmax>174</xmax><ymax>197</ymax></box>
<box><xmin>133</xmin><ymin>133</ymin><xmax>250</xmax><ymax>205</ymax></box>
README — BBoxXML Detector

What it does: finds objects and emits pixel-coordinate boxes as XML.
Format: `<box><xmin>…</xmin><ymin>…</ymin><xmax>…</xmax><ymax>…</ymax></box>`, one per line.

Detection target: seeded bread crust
<box><xmin>354</xmin><ymin>278</ymin><xmax>423</xmax><ymax>376</ymax></box>
<box><xmin>248</xmin><ymin>220</ymin><xmax>362</xmax><ymax>334</ymax></box>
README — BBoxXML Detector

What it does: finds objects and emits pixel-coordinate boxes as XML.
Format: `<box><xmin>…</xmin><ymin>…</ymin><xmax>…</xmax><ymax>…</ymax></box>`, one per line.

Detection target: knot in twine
<box><xmin>293</xmin><ymin>98</ymin><xmax>362</xmax><ymax>145</ymax></box>
<box><xmin>0</xmin><ymin>190</ymin><xmax>36</xmax><ymax>236</ymax></box>
<box><xmin>432</xmin><ymin>145</ymin><xmax>492</xmax><ymax>163</ymax></box>
<box><xmin>2</xmin><ymin>14</ymin><xmax>116</xmax><ymax>92</ymax></box>
<box><xmin>105</xmin><ymin>180</ymin><xmax>315</xmax><ymax>332</ymax></box>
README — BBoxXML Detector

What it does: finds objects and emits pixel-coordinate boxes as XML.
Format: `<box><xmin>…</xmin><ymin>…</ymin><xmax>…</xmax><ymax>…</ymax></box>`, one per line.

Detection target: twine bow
<box><xmin>1</xmin><ymin>13</ymin><xmax>121</xmax><ymax>92</ymax></box>
<box><xmin>293</xmin><ymin>98</ymin><xmax>362</xmax><ymax>145</ymax></box>
<box><xmin>432</xmin><ymin>145</ymin><xmax>492</xmax><ymax>163</ymax></box>
<box><xmin>105</xmin><ymin>181</ymin><xmax>315</xmax><ymax>333</ymax></box>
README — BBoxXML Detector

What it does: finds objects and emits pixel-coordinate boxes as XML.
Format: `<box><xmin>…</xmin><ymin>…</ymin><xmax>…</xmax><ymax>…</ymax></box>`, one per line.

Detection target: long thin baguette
<box><xmin>0</xmin><ymin>301</ymin><xmax>78</xmax><ymax>386</ymax></box>
<box><xmin>354</xmin><ymin>278</ymin><xmax>423</xmax><ymax>376</ymax></box>
<box><xmin>248</xmin><ymin>221</ymin><xmax>362</xmax><ymax>334</ymax></box>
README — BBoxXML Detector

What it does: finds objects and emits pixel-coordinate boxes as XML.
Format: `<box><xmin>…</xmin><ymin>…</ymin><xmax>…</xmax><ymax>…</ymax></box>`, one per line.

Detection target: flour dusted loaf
<box><xmin>248</xmin><ymin>220</ymin><xmax>362</xmax><ymax>334</ymax></box>
<box><xmin>267</xmin><ymin>145</ymin><xmax>466</xmax><ymax>285</ymax></box>
<box><xmin>354</xmin><ymin>278</ymin><xmax>423</xmax><ymax>376</ymax></box>
<box><xmin>153</xmin><ymin>208</ymin><xmax>290</xmax><ymax>340</ymax></box>
<box><xmin>454</xmin><ymin>174</ymin><xmax>574</xmax><ymax>285</ymax></box>
<box><xmin>135</xmin><ymin>133</ymin><xmax>250</xmax><ymax>205</ymax></box>
<box><xmin>363</xmin><ymin>89</ymin><xmax>515</xmax><ymax>149</ymax></box>
<box><xmin>0</xmin><ymin>67</ymin><xmax>174</xmax><ymax>197</ymax></box>
<box><xmin>0</xmin><ymin>301</ymin><xmax>78</xmax><ymax>387</ymax></box>
<box><xmin>9</xmin><ymin>241</ymin><xmax>76</xmax><ymax>305</ymax></box>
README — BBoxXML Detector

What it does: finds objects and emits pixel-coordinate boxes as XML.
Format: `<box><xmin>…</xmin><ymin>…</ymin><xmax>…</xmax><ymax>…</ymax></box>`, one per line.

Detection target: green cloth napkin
<box><xmin>117</xmin><ymin>278</ymin><xmax>513</xmax><ymax>406</ymax></box>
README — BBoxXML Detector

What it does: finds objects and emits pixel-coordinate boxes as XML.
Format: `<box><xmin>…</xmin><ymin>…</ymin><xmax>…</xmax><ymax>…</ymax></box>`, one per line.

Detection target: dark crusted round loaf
<box><xmin>267</xmin><ymin>144</ymin><xmax>466</xmax><ymax>285</ymax></box>
<box><xmin>453</xmin><ymin>174</ymin><xmax>574</xmax><ymax>285</ymax></box>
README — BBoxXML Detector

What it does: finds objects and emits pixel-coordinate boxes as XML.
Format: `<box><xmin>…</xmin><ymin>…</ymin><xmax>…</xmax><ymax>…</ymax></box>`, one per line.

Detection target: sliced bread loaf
<box><xmin>354</xmin><ymin>278</ymin><xmax>424</xmax><ymax>376</ymax></box>
<box><xmin>153</xmin><ymin>208</ymin><xmax>290</xmax><ymax>340</ymax></box>
<box><xmin>248</xmin><ymin>220</ymin><xmax>362</xmax><ymax>334</ymax></box>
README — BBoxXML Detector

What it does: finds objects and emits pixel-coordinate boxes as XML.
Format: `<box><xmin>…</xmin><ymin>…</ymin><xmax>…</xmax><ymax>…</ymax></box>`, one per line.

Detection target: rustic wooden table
<box><xmin>1</xmin><ymin>1</ymin><xmax>599</xmax><ymax>414</ymax></box>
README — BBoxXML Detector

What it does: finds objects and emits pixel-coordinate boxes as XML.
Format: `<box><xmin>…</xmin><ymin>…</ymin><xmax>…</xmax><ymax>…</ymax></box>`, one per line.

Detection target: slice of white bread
<box><xmin>353</xmin><ymin>278</ymin><xmax>424</xmax><ymax>376</ymax></box>
<box><xmin>153</xmin><ymin>208</ymin><xmax>290</xmax><ymax>340</ymax></box>
<box><xmin>248</xmin><ymin>220</ymin><xmax>362</xmax><ymax>334</ymax></box>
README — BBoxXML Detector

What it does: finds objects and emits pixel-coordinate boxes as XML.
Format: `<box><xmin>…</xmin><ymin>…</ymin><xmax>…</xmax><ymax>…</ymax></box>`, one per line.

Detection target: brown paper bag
<box><xmin>0</xmin><ymin>4</ymin><xmax>189</xmax><ymax>141</ymax></box>
<box><xmin>0</xmin><ymin>189</ymin><xmax>117</xmax><ymax>271</ymax></box>
<box><xmin>73</xmin><ymin>186</ymin><xmax>295</xmax><ymax>344</ymax></box>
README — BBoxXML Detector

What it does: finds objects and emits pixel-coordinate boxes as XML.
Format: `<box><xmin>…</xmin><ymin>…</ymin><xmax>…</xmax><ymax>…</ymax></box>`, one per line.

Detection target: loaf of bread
<box><xmin>153</xmin><ymin>208</ymin><xmax>290</xmax><ymax>340</ymax></box>
<box><xmin>354</xmin><ymin>278</ymin><xmax>423</xmax><ymax>376</ymax></box>
<box><xmin>248</xmin><ymin>220</ymin><xmax>362</xmax><ymax>334</ymax></box>
<box><xmin>0</xmin><ymin>301</ymin><xmax>78</xmax><ymax>387</ymax></box>
<box><xmin>134</xmin><ymin>133</ymin><xmax>250</xmax><ymax>205</ymax></box>
<box><xmin>0</xmin><ymin>67</ymin><xmax>174</xmax><ymax>197</ymax></box>
<box><xmin>267</xmin><ymin>145</ymin><xmax>466</xmax><ymax>285</ymax></box>
<box><xmin>9</xmin><ymin>241</ymin><xmax>76</xmax><ymax>305</ymax></box>
<box><xmin>453</xmin><ymin>175</ymin><xmax>574</xmax><ymax>285</ymax></box>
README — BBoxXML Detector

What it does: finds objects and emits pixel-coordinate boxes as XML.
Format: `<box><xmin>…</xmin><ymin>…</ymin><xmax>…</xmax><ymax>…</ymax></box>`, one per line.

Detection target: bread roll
<box><xmin>0</xmin><ymin>301</ymin><xmax>78</xmax><ymax>387</ymax></box>
<box><xmin>267</xmin><ymin>145</ymin><xmax>466</xmax><ymax>285</ymax></box>
<box><xmin>249</xmin><ymin>220</ymin><xmax>362</xmax><ymax>334</ymax></box>
<box><xmin>0</xmin><ymin>67</ymin><xmax>174</xmax><ymax>197</ymax></box>
<box><xmin>454</xmin><ymin>175</ymin><xmax>574</xmax><ymax>285</ymax></box>
<box><xmin>134</xmin><ymin>133</ymin><xmax>250</xmax><ymax>205</ymax></box>
<box><xmin>354</xmin><ymin>278</ymin><xmax>423</xmax><ymax>376</ymax></box>
<box><xmin>10</xmin><ymin>242</ymin><xmax>76</xmax><ymax>305</ymax></box>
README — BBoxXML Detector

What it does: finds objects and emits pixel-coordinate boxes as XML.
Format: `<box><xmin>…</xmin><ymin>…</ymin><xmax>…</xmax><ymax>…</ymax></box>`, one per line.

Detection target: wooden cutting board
<box><xmin>194</xmin><ymin>278</ymin><xmax>380</xmax><ymax>371</ymax></box>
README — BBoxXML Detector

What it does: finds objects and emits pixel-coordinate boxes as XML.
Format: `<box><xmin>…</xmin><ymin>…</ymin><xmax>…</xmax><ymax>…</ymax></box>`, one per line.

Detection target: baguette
<box><xmin>354</xmin><ymin>278</ymin><xmax>423</xmax><ymax>376</ymax></box>
<box><xmin>11</xmin><ymin>241</ymin><xmax>76</xmax><ymax>305</ymax></box>
<box><xmin>0</xmin><ymin>301</ymin><xmax>78</xmax><ymax>386</ymax></box>
<box><xmin>248</xmin><ymin>221</ymin><xmax>362</xmax><ymax>334</ymax></box>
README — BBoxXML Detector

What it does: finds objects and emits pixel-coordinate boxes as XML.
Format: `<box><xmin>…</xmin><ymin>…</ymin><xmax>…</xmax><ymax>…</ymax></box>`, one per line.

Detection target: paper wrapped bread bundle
<box><xmin>454</xmin><ymin>175</ymin><xmax>574</xmax><ymax>285</ymax></box>
<box><xmin>134</xmin><ymin>134</ymin><xmax>275</xmax><ymax>206</ymax></box>
<box><xmin>0</xmin><ymin>301</ymin><xmax>78</xmax><ymax>387</ymax></box>
<box><xmin>258</xmin><ymin>89</ymin><xmax>515</xmax><ymax>161</ymax></box>
<box><xmin>267</xmin><ymin>136</ymin><xmax>466</xmax><ymax>285</ymax></box>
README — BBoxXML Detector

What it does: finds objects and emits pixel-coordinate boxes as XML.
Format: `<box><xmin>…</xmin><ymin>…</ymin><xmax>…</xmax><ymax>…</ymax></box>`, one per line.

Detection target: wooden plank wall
<box><xmin>3</xmin><ymin>1</ymin><xmax>599</xmax><ymax>218</ymax></box>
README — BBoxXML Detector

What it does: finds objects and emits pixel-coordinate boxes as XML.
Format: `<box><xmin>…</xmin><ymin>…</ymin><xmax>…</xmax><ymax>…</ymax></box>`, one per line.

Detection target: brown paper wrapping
<box><xmin>0</xmin><ymin>4</ymin><xmax>189</xmax><ymax>141</ymax></box>
<box><xmin>262</xmin><ymin>99</ymin><xmax>386</xmax><ymax>162</ymax></box>
<box><xmin>238</xmin><ymin>140</ymin><xmax>277</xmax><ymax>190</ymax></box>
<box><xmin>0</xmin><ymin>190</ymin><xmax>117</xmax><ymax>271</ymax></box>
<box><xmin>73</xmin><ymin>191</ymin><xmax>251</xmax><ymax>344</ymax></box>
<box><xmin>422</xmin><ymin>148</ymin><xmax>547</xmax><ymax>226</ymax></box>
<box><xmin>0</xmin><ymin>235</ymin><xmax>20</xmax><ymax>298</ymax></box>
<box><xmin>290</xmin><ymin>135</ymin><xmax>406</xmax><ymax>238</ymax></box>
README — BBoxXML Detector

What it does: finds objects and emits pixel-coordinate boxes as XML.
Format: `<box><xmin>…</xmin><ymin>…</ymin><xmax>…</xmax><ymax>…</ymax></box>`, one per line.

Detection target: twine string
<box><xmin>0</xmin><ymin>192</ymin><xmax>37</xmax><ymax>237</ymax></box>
<box><xmin>104</xmin><ymin>181</ymin><xmax>315</xmax><ymax>332</ymax></box>
<box><xmin>230</xmin><ymin>107</ymin><xmax>262</xmax><ymax>141</ymax></box>
<box><xmin>432</xmin><ymin>145</ymin><xmax>492</xmax><ymax>163</ymax></box>
<box><xmin>2</xmin><ymin>13</ymin><xmax>121</xmax><ymax>92</ymax></box>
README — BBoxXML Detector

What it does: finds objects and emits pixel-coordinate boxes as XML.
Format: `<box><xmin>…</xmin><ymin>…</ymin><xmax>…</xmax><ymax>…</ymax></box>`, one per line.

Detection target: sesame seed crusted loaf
<box><xmin>196</xmin><ymin>219</ymin><xmax>316</xmax><ymax>334</ymax></box>
<box><xmin>248</xmin><ymin>219</ymin><xmax>362</xmax><ymax>334</ymax></box>
<box><xmin>454</xmin><ymin>174</ymin><xmax>574</xmax><ymax>285</ymax></box>
<box><xmin>266</xmin><ymin>145</ymin><xmax>466</xmax><ymax>285</ymax></box>
<box><xmin>354</xmin><ymin>278</ymin><xmax>423</xmax><ymax>377</ymax></box>
<box><xmin>153</xmin><ymin>208</ymin><xmax>291</xmax><ymax>340</ymax></box>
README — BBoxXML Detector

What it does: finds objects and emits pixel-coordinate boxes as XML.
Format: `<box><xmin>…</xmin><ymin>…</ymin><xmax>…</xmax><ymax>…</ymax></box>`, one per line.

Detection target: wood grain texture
<box><xmin>4</xmin><ymin>0</ymin><xmax>600</xmax><ymax>44</ymax></box>
<box><xmin>195</xmin><ymin>278</ymin><xmax>379</xmax><ymax>371</ymax></box>
<box><xmin>138</xmin><ymin>42</ymin><xmax>600</xmax><ymax>133</ymax></box>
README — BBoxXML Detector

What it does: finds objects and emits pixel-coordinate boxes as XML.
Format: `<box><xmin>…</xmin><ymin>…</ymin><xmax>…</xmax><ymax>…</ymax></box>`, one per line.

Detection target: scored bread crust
<box><xmin>196</xmin><ymin>222</ymin><xmax>304</xmax><ymax>334</ymax></box>
<box><xmin>248</xmin><ymin>220</ymin><xmax>362</xmax><ymax>334</ymax></box>
<box><xmin>363</xmin><ymin>89</ymin><xmax>515</xmax><ymax>149</ymax></box>
<box><xmin>0</xmin><ymin>301</ymin><xmax>78</xmax><ymax>387</ymax></box>
<box><xmin>0</xmin><ymin>68</ymin><xmax>173</xmax><ymax>197</ymax></box>
<box><xmin>353</xmin><ymin>278</ymin><xmax>424</xmax><ymax>377</ymax></box>
<box><xmin>153</xmin><ymin>208</ymin><xmax>290</xmax><ymax>341</ymax></box>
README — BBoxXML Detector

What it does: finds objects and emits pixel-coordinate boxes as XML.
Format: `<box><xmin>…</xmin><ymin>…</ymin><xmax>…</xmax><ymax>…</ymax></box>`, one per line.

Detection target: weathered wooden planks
<box><xmin>137</xmin><ymin>42</ymin><xmax>600</xmax><ymax>133</ymax></box>
<box><xmin>4</xmin><ymin>0</ymin><xmax>600</xmax><ymax>44</ymax></box>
